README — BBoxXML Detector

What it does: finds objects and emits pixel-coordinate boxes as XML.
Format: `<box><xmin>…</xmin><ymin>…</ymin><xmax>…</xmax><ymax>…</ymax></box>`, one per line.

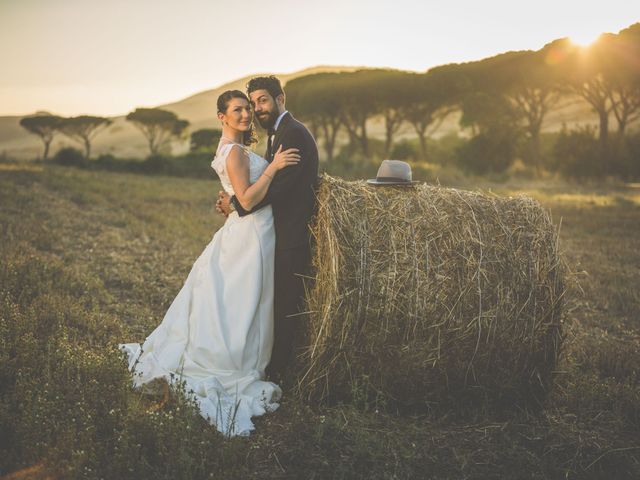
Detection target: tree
<box><xmin>336</xmin><ymin>71</ymin><xmax>383</xmax><ymax>158</ymax></box>
<box><xmin>554</xmin><ymin>29</ymin><xmax>640</xmax><ymax>174</ymax></box>
<box><xmin>453</xmin><ymin>56</ymin><xmax>526</xmax><ymax>174</ymax></box>
<box><xmin>19</xmin><ymin>114</ymin><xmax>63</xmax><ymax>160</ymax></box>
<box><xmin>126</xmin><ymin>108</ymin><xmax>189</xmax><ymax>156</ymax></box>
<box><xmin>59</xmin><ymin>115</ymin><xmax>112</xmax><ymax>159</ymax></box>
<box><xmin>493</xmin><ymin>49</ymin><xmax>563</xmax><ymax>173</ymax></box>
<box><xmin>458</xmin><ymin>91</ymin><xmax>521</xmax><ymax>174</ymax></box>
<box><xmin>557</xmin><ymin>37</ymin><xmax>617</xmax><ymax>170</ymax></box>
<box><xmin>369</xmin><ymin>70</ymin><xmax>413</xmax><ymax>158</ymax></box>
<box><xmin>286</xmin><ymin>73</ymin><xmax>344</xmax><ymax>162</ymax></box>
<box><xmin>401</xmin><ymin>70</ymin><xmax>461</xmax><ymax>161</ymax></box>
<box><xmin>457</xmin><ymin>49</ymin><xmax>564</xmax><ymax>173</ymax></box>
<box><xmin>605</xmin><ymin>24</ymin><xmax>640</xmax><ymax>137</ymax></box>
<box><xmin>190</xmin><ymin>128</ymin><xmax>222</xmax><ymax>153</ymax></box>
<box><xmin>459</xmin><ymin>91</ymin><xmax>516</xmax><ymax>134</ymax></box>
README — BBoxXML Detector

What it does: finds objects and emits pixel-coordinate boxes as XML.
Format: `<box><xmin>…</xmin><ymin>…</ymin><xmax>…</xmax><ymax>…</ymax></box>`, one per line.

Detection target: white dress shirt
<box><xmin>273</xmin><ymin>110</ymin><xmax>288</xmax><ymax>133</ymax></box>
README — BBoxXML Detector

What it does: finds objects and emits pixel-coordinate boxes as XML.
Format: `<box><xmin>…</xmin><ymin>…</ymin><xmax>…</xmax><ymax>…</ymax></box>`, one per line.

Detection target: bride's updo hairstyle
<box><xmin>217</xmin><ymin>90</ymin><xmax>257</xmax><ymax>146</ymax></box>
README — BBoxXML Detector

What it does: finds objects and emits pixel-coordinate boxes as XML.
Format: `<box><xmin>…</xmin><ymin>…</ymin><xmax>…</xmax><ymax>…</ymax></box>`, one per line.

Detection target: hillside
<box><xmin>0</xmin><ymin>66</ymin><xmax>362</xmax><ymax>160</ymax></box>
<box><xmin>0</xmin><ymin>65</ymin><xmax>606</xmax><ymax>160</ymax></box>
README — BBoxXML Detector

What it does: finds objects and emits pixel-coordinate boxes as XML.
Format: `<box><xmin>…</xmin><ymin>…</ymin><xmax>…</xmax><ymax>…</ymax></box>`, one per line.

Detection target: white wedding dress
<box><xmin>119</xmin><ymin>141</ymin><xmax>281</xmax><ymax>437</ymax></box>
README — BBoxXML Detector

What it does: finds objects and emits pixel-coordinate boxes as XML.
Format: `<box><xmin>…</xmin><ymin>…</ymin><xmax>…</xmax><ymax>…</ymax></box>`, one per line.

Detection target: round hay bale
<box><xmin>295</xmin><ymin>174</ymin><xmax>565</xmax><ymax>412</ymax></box>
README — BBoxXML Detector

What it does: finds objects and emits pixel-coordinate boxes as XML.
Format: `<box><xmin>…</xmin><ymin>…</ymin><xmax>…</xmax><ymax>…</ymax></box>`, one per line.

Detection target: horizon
<box><xmin>1</xmin><ymin>0</ymin><xmax>639</xmax><ymax>117</ymax></box>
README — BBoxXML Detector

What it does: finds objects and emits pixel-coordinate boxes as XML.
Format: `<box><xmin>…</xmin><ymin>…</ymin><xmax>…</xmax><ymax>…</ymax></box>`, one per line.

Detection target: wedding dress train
<box><xmin>119</xmin><ymin>141</ymin><xmax>281</xmax><ymax>437</ymax></box>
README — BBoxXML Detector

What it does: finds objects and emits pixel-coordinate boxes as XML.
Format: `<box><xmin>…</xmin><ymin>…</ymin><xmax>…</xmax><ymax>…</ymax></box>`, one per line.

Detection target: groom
<box><xmin>216</xmin><ymin>75</ymin><xmax>319</xmax><ymax>384</ymax></box>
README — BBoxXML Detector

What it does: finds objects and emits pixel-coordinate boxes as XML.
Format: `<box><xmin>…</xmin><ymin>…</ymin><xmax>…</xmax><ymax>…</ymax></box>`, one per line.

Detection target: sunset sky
<box><xmin>1</xmin><ymin>0</ymin><xmax>639</xmax><ymax>117</ymax></box>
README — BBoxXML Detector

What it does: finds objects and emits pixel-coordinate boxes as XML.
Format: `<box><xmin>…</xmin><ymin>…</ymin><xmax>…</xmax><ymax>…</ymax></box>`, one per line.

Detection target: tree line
<box><xmin>20</xmin><ymin>23</ymin><xmax>639</xmax><ymax>179</ymax></box>
<box><xmin>20</xmin><ymin>108</ymin><xmax>221</xmax><ymax>160</ymax></box>
<box><xmin>285</xmin><ymin>23</ymin><xmax>640</xmax><ymax>178</ymax></box>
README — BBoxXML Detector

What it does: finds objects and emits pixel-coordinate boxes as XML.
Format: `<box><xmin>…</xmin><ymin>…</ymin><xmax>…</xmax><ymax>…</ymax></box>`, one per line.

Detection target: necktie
<box><xmin>267</xmin><ymin>128</ymin><xmax>275</xmax><ymax>161</ymax></box>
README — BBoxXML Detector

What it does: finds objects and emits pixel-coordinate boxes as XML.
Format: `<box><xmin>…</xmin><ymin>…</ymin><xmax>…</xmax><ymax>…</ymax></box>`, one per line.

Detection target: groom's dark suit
<box><xmin>231</xmin><ymin>112</ymin><xmax>319</xmax><ymax>381</ymax></box>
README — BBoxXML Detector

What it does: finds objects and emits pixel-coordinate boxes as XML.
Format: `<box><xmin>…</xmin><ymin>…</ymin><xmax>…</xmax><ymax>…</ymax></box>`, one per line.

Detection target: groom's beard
<box><xmin>256</xmin><ymin>110</ymin><xmax>278</xmax><ymax>130</ymax></box>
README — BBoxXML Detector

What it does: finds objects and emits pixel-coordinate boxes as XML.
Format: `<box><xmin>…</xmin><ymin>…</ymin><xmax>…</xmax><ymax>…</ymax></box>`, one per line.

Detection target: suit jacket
<box><xmin>232</xmin><ymin>112</ymin><xmax>319</xmax><ymax>251</ymax></box>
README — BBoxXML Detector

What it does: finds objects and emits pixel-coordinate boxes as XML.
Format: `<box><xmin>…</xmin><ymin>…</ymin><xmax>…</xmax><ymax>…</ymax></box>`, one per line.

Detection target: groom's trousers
<box><xmin>268</xmin><ymin>244</ymin><xmax>311</xmax><ymax>381</ymax></box>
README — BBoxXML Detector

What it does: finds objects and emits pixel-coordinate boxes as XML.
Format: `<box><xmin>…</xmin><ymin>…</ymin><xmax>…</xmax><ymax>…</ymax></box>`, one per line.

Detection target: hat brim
<box><xmin>366</xmin><ymin>179</ymin><xmax>420</xmax><ymax>186</ymax></box>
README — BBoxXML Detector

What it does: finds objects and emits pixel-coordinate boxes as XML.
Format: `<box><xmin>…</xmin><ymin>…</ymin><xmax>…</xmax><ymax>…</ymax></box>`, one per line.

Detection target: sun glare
<box><xmin>569</xmin><ymin>31</ymin><xmax>601</xmax><ymax>48</ymax></box>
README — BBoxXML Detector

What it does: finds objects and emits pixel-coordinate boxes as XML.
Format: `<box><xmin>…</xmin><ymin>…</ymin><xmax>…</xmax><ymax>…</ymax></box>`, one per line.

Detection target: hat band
<box><xmin>376</xmin><ymin>176</ymin><xmax>411</xmax><ymax>183</ymax></box>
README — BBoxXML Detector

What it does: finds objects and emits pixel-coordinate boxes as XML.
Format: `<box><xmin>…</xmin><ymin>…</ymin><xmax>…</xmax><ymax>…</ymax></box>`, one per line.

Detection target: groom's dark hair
<box><xmin>247</xmin><ymin>76</ymin><xmax>284</xmax><ymax>100</ymax></box>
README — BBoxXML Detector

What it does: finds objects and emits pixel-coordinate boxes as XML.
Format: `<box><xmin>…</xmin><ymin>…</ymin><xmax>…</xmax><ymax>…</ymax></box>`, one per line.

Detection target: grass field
<box><xmin>1</xmin><ymin>163</ymin><xmax>639</xmax><ymax>479</ymax></box>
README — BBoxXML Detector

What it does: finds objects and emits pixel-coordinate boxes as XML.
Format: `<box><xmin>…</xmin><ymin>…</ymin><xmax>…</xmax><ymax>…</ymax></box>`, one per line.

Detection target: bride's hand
<box><xmin>271</xmin><ymin>145</ymin><xmax>300</xmax><ymax>171</ymax></box>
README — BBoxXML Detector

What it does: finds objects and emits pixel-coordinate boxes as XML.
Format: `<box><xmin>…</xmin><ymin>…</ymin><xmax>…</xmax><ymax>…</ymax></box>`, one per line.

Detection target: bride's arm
<box><xmin>226</xmin><ymin>145</ymin><xmax>299</xmax><ymax>211</ymax></box>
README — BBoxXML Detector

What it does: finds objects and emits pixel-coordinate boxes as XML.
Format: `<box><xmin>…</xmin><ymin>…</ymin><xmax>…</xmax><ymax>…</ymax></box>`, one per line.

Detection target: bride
<box><xmin>119</xmin><ymin>90</ymin><xmax>300</xmax><ymax>437</ymax></box>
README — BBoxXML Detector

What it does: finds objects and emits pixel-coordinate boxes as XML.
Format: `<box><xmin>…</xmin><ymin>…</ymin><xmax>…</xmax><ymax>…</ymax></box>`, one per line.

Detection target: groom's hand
<box><xmin>216</xmin><ymin>190</ymin><xmax>232</xmax><ymax>217</ymax></box>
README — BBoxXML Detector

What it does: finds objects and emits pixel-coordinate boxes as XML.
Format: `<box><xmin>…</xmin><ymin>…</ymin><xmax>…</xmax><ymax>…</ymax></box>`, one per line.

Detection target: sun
<box><xmin>569</xmin><ymin>31</ymin><xmax>602</xmax><ymax>48</ymax></box>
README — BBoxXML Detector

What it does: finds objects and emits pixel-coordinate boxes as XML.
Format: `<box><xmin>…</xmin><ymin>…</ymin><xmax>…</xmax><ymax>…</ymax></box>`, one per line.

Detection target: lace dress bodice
<box><xmin>211</xmin><ymin>142</ymin><xmax>269</xmax><ymax>196</ymax></box>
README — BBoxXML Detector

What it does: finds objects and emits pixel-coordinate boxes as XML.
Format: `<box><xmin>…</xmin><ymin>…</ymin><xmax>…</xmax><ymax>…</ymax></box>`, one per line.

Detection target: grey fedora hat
<box><xmin>367</xmin><ymin>160</ymin><xmax>420</xmax><ymax>186</ymax></box>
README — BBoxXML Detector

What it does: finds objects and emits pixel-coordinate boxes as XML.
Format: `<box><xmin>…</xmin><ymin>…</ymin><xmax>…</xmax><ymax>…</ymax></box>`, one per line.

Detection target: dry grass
<box><xmin>296</xmin><ymin>175</ymin><xmax>566</xmax><ymax>412</ymax></box>
<box><xmin>1</xmin><ymin>163</ymin><xmax>638</xmax><ymax>479</ymax></box>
